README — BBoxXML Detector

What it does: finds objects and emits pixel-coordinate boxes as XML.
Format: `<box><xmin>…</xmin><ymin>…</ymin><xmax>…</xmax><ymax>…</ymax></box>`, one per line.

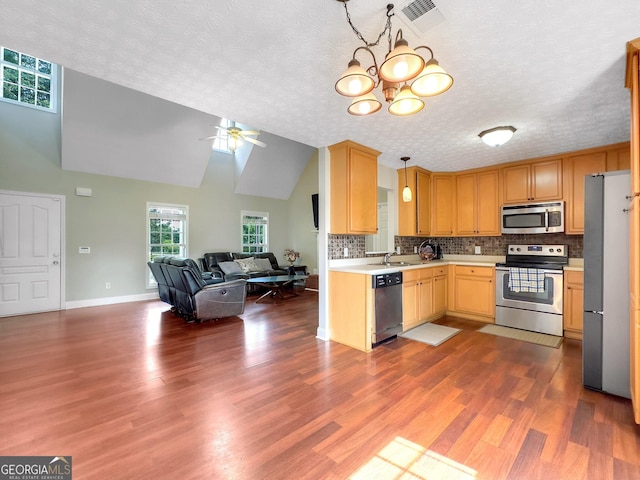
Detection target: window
<box><xmin>211</xmin><ymin>118</ymin><xmax>233</xmax><ymax>154</ymax></box>
<box><xmin>241</xmin><ymin>211</ymin><xmax>269</xmax><ymax>254</ymax></box>
<box><xmin>1</xmin><ymin>46</ymin><xmax>57</xmax><ymax>112</ymax></box>
<box><xmin>147</xmin><ymin>202</ymin><xmax>188</xmax><ymax>286</ymax></box>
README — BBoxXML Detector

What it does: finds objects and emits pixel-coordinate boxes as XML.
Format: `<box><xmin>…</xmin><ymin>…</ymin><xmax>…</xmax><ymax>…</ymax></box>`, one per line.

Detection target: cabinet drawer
<box><xmin>404</xmin><ymin>270</ymin><xmax>420</xmax><ymax>283</ymax></box>
<box><xmin>565</xmin><ymin>270</ymin><xmax>584</xmax><ymax>284</ymax></box>
<box><xmin>431</xmin><ymin>266</ymin><xmax>448</xmax><ymax>276</ymax></box>
<box><xmin>454</xmin><ymin>265</ymin><xmax>494</xmax><ymax>277</ymax></box>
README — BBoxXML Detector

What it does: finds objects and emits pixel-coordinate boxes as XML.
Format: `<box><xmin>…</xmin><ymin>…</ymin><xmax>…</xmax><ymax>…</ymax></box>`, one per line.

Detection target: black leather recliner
<box><xmin>148</xmin><ymin>256</ymin><xmax>246</xmax><ymax>321</ymax></box>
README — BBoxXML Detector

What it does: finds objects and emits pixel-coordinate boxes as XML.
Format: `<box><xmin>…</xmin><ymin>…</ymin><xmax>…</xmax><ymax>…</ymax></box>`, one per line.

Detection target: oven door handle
<box><xmin>496</xmin><ymin>266</ymin><xmax>563</xmax><ymax>275</ymax></box>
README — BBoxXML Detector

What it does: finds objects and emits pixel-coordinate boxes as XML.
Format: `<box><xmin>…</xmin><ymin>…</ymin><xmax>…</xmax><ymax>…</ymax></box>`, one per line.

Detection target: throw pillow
<box><xmin>253</xmin><ymin>258</ymin><xmax>273</xmax><ymax>271</ymax></box>
<box><xmin>235</xmin><ymin>257</ymin><xmax>259</xmax><ymax>273</ymax></box>
<box><xmin>218</xmin><ymin>261</ymin><xmax>243</xmax><ymax>275</ymax></box>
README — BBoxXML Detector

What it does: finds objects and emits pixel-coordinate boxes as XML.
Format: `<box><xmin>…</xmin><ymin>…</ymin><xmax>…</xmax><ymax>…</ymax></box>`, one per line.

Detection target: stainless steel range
<box><xmin>495</xmin><ymin>244</ymin><xmax>568</xmax><ymax>336</ymax></box>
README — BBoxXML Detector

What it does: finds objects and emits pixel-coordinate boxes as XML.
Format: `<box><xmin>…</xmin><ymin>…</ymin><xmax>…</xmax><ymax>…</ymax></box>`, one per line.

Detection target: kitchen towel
<box><xmin>508</xmin><ymin>267</ymin><xmax>545</xmax><ymax>293</ymax></box>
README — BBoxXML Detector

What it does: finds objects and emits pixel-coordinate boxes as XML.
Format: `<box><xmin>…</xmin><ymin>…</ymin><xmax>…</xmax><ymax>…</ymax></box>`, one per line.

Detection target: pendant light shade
<box><xmin>335</xmin><ymin>59</ymin><xmax>375</xmax><ymax>97</ymax></box>
<box><xmin>379</xmin><ymin>38</ymin><xmax>425</xmax><ymax>83</ymax></box>
<box><xmin>401</xmin><ymin>156</ymin><xmax>412</xmax><ymax>203</ymax></box>
<box><xmin>347</xmin><ymin>92</ymin><xmax>382</xmax><ymax>116</ymax></box>
<box><xmin>410</xmin><ymin>58</ymin><xmax>454</xmax><ymax>97</ymax></box>
<box><xmin>388</xmin><ymin>85</ymin><xmax>424</xmax><ymax>116</ymax></box>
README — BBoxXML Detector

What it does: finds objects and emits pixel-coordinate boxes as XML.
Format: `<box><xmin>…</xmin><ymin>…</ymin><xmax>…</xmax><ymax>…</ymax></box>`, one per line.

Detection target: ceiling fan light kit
<box><xmin>479</xmin><ymin>126</ymin><xmax>517</xmax><ymax>146</ymax></box>
<box><xmin>335</xmin><ymin>0</ymin><xmax>453</xmax><ymax>116</ymax></box>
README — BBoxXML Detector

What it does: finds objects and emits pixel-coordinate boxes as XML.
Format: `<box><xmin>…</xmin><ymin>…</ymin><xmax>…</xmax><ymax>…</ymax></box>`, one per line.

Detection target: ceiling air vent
<box><xmin>395</xmin><ymin>0</ymin><xmax>446</xmax><ymax>37</ymax></box>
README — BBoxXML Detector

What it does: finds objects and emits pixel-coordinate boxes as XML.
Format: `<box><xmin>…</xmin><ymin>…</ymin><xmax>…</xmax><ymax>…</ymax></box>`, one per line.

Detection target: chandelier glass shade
<box><xmin>335</xmin><ymin>1</ymin><xmax>453</xmax><ymax>116</ymax></box>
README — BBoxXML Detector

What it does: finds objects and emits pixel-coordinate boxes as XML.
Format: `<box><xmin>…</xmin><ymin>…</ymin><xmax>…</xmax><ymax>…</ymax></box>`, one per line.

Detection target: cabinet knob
<box><xmin>567</xmin><ymin>286</ymin><xmax>571</xmax><ymax>290</ymax></box>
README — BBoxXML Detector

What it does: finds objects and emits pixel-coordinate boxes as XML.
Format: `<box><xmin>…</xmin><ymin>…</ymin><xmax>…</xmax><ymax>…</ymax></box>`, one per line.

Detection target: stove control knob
<box><xmin>516</xmin><ymin>247</ymin><xmax>521</xmax><ymax>252</ymax></box>
<box><xmin>556</xmin><ymin>248</ymin><xmax>562</xmax><ymax>253</ymax></box>
<box><xmin>509</xmin><ymin>247</ymin><xmax>514</xmax><ymax>252</ymax></box>
<box><xmin>549</xmin><ymin>248</ymin><xmax>554</xmax><ymax>253</ymax></box>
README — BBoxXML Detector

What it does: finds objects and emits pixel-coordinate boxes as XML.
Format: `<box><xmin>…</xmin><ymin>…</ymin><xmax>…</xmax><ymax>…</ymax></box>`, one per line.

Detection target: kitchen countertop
<box><xmin>329</xmin><ymin>254</ymin><xmax>584</xmax><ymax>275</ymax></box>
<box><xmin>328</xmin><ymin>254</ymin><xmax>503</xmax><ymax>275</ymax></box>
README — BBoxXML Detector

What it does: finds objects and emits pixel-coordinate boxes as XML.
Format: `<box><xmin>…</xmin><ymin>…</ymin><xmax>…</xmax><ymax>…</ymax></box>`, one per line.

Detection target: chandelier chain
<box><xmin>342</xmin><ymin>2</ymin><xmax>394</xmax><ymax>48</ymax></box>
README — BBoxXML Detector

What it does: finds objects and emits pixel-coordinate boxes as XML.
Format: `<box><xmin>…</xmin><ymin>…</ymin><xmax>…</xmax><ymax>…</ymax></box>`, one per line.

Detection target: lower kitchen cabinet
<box><xmin>329</xmin><ymin>271</ymin><xmax>373</xmax><ymax>352</ymax></box>
<box><xmin>563</xmin><ymin>270</ymin><xmax>584</xmax><ymax>340</ymax></box>
<box><xmin>402</xmin><ymin>268</ymin><xmax>432</xmax><ymax>331</ymax></box>
<box><xmin>449</xmin><ymin>265</ymin><xmax>495</xmax><ymax>321</ymax></box>
<box><xmin>402</xmin><ymin>266</ymin><xmax>448</xmax><ymax>331</ymax></box>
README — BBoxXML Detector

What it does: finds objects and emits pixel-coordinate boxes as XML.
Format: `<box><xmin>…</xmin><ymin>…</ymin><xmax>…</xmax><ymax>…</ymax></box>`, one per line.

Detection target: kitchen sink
<box><xmin>369</xmin><ymin>261</ymin><xmax>417</xmax><ymax>266</ymax></box>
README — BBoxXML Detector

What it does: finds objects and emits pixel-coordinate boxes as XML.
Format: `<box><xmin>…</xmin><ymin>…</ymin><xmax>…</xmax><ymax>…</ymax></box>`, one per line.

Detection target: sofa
<box><xmin>200</xmin><ymin>252</ymin><xmax>289</xmax><ymax>293</ymax></box>
<box><xmin>148</xmin><ymin>256</ymin><xmax>247</xmax><ymax>321</ymax></box>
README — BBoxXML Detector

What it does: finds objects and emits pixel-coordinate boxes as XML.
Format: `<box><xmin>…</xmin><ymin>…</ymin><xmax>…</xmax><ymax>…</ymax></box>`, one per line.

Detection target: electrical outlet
<box><xmin>106</xmin><ymin>282</ymin><xmax>111</xmax><ymax>289</ymax></box>
<box><xmin>343</xmin><ymin>247</ymin><xmax>348</xmax><ymax>258</ymax></box>
<box><xmin>396</xmin><ymin>246</ymin><xmax>401</xmax><ymax>254</ymax></box>
<box><xmin>474</xmin><ymin>246</ymin><xmax>482</xmax><ymax>255</ymax></box>
<box><xmin>413</xmin><ymin>246</ymin><xmax>418</xmax><ymax>254</ymax></box>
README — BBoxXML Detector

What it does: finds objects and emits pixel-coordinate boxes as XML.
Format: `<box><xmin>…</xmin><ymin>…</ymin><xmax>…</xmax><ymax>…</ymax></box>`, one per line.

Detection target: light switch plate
<box><xmin>79</xmin><ymin>246</ymin><xmax>91</xmax><ymax>254</ymax></box>
<box><xmin>474</xmin><ymin>246</ymin><xmax>481</xmax><ymax>254</ymax></box>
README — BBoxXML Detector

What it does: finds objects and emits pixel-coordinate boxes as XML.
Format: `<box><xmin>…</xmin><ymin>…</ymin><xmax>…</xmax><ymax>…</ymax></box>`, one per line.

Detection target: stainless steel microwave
<box><xmin>501</xmin><ymin>201</ymin><xmax>564</xmax><ymax>234</ymax></box>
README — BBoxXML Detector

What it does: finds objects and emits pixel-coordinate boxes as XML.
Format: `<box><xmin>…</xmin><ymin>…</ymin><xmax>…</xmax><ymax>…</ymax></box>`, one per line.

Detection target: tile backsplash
<box><xmin>328</xmin><ymin>233</ymin><xmax>583</xmax><ymax>259</ymax></box>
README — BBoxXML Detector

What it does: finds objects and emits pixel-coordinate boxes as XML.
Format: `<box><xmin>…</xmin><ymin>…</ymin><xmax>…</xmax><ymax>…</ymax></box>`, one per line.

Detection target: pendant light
<box><xmin>401</xmin><ymin>156</ymin><xmax>412</xmax><ymax>202</ymax></box>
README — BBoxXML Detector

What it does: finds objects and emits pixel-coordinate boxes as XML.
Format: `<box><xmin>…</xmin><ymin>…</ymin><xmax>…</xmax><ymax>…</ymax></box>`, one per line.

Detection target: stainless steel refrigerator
<box><xmin>583</xmin><ymin>171</ymin><xmax>631</xmax><ymax>398</ymax></box>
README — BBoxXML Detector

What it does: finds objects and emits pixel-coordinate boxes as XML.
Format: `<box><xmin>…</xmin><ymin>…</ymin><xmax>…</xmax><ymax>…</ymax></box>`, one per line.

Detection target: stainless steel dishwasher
<box><xmin>372</xmin><ymin>271</ymin><xmax>403</xmax><ymax>346</ymax></box>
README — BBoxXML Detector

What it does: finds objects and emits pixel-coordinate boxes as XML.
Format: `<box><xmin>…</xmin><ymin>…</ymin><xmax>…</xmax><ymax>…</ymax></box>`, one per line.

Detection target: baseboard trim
<box><xmin>65</xmin><ymin>292</ymin><xmax>159</xmax><ymax>310</ymax></box>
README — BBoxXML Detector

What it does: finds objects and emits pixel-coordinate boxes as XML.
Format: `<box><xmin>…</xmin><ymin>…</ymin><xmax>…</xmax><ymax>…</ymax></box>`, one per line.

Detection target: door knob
<box><xmin>53</xmin><ymin>261</ymin><xmax>59</xmax><ymax>265</ymax></box>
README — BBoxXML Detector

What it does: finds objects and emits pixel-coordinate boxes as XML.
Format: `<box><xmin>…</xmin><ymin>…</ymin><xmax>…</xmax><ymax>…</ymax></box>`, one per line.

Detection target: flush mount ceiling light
<box><xmin>401</xmin><ymin>156</ymin><xmax>412</xmax><ymax>202</ymax></box>
<box><xmin>334</xmin><ymin>1</ymin><xmax>453</xmax><ymax>117</ymax></box>
<box><xmin>479</xmin><ymin>126</ymin><xmax>517</xmax><ymax>146</ymax></box>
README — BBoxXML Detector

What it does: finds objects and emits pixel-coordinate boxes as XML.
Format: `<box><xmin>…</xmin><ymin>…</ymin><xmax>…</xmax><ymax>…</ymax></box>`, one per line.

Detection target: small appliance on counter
<box><xmin>418</xmin><ymin>241</ymin><xmax>442</xmax><ymax>261</ymax></box>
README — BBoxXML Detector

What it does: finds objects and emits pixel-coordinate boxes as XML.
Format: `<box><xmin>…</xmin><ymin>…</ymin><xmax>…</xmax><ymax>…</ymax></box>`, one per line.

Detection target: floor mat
<box><xmin>399</xmin><ymin>322</ymin><xmax>462</xmax><ymax>346</ymax></box>
<box><xmin>478</xmin><ymin>324</ymin><xmax>563</xmax><ymax>348</ymax></box>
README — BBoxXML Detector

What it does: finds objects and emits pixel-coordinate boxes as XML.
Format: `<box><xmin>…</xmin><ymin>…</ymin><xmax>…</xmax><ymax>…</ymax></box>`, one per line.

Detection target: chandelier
<box><xmin>334</xmin><ymin>1</ymin><xmax>453</xmax><ymax>116</ymax></box>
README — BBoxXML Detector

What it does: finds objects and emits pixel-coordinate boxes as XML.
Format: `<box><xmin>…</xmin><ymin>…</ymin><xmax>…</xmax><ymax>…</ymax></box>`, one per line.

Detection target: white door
<box><xmin>0</xmin><ymin>191</ymin><xmax>63</xmax><ymax>316</ymax></box>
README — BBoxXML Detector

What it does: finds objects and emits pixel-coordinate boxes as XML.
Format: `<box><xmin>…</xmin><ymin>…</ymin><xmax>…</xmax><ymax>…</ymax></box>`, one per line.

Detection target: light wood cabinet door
<box><xmin>328</xmin><ymin>140</ymin><xmax>379</xmax><ymax>234</ymax></box>
<box><xmin>455</xmin><ymin>173</ymin><xmax>476</xmax><ymax>235</ymax></box>
<box><xmin>418</xmin><ymin>277</ymin><xmax>433</xmax><ymax>320</ymax></box>
<box><xmin>416</xmin><ymin>170</ymin><xmax>431</xmax><ymax>236</ymax></box>
<box><xmin>397</xmin><ymin>166</ymin><xmax>431</xmax><ymax>237</ymax></box>
<box><xmin>431</xmin><ymin>174</ymin><xmax>454</xmax><ymax>236</ymax></box>
<box><xmin>563</xmin><ymin>152</ymin><xmax>607</xmax><ymax>234</ymax></box>
<box><xmin>606</xmin><ymin>146</ymin><xmax>631</xmax><ymax>171</ymax></box>
<box><xmin>402</xmin><ymin>270</ymin><xmax>419</xmax><ymax>330</ymax></box>
<box><xmin>476</xmin><ymin>170</ymin><xmax>500</xmax><ymax>235</ymax></box>
<box><xmin>502</xmin><ymin>164</ymin><xmax>531</xmax><ymax>204</ymax></box>
<box><xmin>451</xmin><ymin>266</ymin><xmax>495</xmax><ymax>320</ymax></box>
<box><xmin>531</xmin><ymin>159</ymin><xmax>563</xmax><ymax>201</ymax></box>
<box><xmin>563</xmin><ymin>270</ymin><xmax>584</xmax><ymax>339</ymax></box>
<box><xmin>433</xmin><ymin>273</ymin><xmax>447</xmax><ymax>315</ymax></box>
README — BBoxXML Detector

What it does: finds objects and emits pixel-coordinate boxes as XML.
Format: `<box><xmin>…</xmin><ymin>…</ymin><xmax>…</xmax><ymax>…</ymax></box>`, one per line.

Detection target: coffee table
<box><xmin>247</xmin><ymin>275</ymin><xmax>308</xmax><ymax>303</ymax></box>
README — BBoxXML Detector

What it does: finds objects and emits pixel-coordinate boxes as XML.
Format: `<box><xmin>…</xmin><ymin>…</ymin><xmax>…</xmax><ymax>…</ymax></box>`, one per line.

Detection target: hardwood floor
<box><xmin>1</xmin><ymin>289</ymin><xmax>639</xmax><ymax>479</ymax></box>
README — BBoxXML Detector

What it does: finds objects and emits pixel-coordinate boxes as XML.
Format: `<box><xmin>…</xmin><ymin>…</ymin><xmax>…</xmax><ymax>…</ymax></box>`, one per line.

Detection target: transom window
<box><xmin>147</xmin><ymin>202</ymin><xmax>188</xmax><ymax>286</ymax></box>
<box><xmin>1</xmin><ymin>46</ymin><xmax>57</xmax><ymax>112</ymax></box>
<box><xmin>241</xmin><ymin>211</ymin><xmax>269</xmax><ymax>254</ymax></box>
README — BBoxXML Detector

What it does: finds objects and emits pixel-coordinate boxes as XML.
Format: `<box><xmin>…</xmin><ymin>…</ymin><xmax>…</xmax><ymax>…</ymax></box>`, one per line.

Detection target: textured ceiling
<box><xmin>1</xmin><ymin>0</ymin><xmax>640</xmax><ymax>173</ymax></box>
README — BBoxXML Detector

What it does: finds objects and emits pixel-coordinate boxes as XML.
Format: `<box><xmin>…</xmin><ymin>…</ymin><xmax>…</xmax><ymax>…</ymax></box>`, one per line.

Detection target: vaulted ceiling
<box><xmin>2</xmin><ymin>0</ymin><xmax>640</xmax><ymax>174</ymax></box>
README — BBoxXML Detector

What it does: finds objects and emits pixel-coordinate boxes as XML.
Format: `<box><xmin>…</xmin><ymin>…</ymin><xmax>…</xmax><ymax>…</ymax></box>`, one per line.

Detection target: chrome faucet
<box><xmin>383</xmin><ymin>251</ymin><xmax>396</xmax><ymax>265</ymax></box>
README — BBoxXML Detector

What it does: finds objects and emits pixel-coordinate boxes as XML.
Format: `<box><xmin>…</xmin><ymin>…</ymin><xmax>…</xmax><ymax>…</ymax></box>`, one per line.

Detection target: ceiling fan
<box><xmin>200</xmin><ymin>120</ymin><xmax>266</xmax><ymax>151</ymax></box>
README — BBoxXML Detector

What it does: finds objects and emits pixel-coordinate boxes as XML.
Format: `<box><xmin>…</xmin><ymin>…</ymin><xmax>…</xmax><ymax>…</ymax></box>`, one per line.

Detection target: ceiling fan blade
<box><xmin>241</xmin><ymin>130</ymin><xmax>260</xmax><ymax>136</ymax></box>
<box><xmin>216</xmin><ymin>126</ymin><xmax>227</xmax><ymax>132</ymax></box>
<box><xmin>199</xmin><ymin>135</ymin><xmax>218</xmax><ymax>141</ymax></box>
<box><xmin>245</xmin><ymin>137</ymin><xmax>266</xmax><ymax>148</ymax></box>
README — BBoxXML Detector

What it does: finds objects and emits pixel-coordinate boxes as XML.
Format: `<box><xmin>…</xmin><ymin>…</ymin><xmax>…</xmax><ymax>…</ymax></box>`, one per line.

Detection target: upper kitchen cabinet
<box><xmin>563</xmin><ymin>142</ymin><xmax>631</xmax><ymax>234</ymax></box>
<box><xmin>431</xmin><ymin>173</ymin><xmax>455</xmax><ymax>236</ymax></box>
<box><xmin>454</xmin><ymin>169</ymin><xmax>500</xmax><ymax>236</ymax></box>
<box><xmin>398</xmin><ymin>166</ymin><xmax>431</xmax><ymax>236</ymax></box>
<box><xmin>328</xmin><ymin>140</ymin><xmax>380</xmax><ymax>234</ymax></box>
<box><xmin>502</xmin><ymin>158</ymin><xmax>562</xmax><ymax>204</ymax></box>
